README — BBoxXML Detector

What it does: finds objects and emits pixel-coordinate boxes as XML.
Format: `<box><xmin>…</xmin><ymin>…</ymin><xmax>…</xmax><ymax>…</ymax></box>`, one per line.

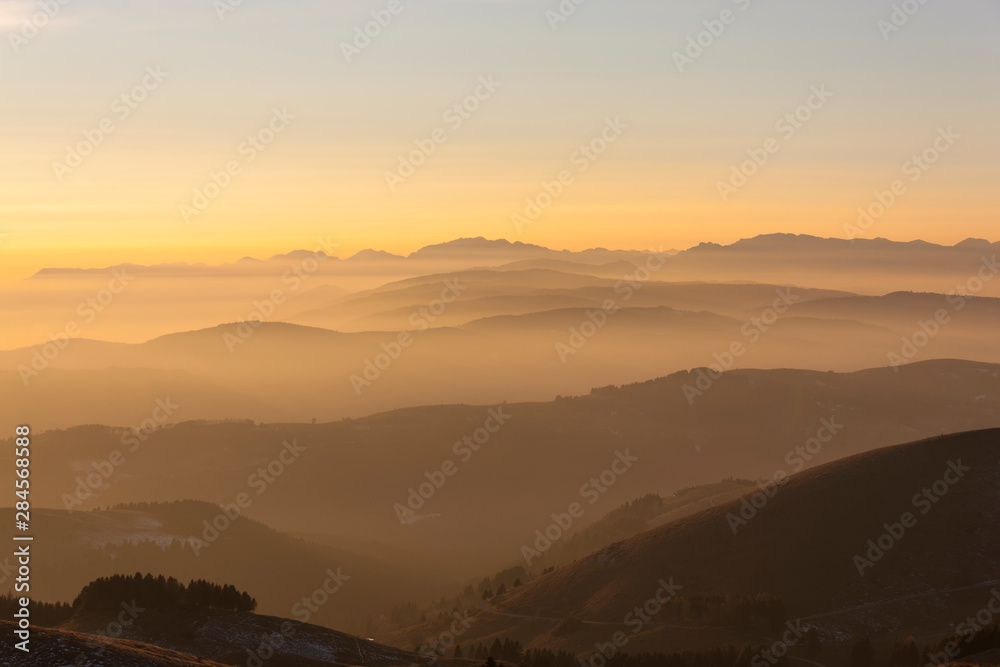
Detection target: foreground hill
<box><xmin>500</xmin><ymin>428</ymin><xmax>1000</xmax><ymax>628</ymax></box>
<box><xmin>0</xmin><ymin>620</ymin><xmax>231</xmax><ymax>666</ymax></box>
<box><xmin>59</xmin><ymin>606</ymin><xmax>447</xmax><ymax>667</ymax></box>
<box><xmin>2</xmin><ymin>607</ymin><xmax>467</xmax><ymax>667</ymax></box>
<box><xmin>386</xmin><ymin>429</ymin><xmax>1000</xmax><ymax>659</ymax></box>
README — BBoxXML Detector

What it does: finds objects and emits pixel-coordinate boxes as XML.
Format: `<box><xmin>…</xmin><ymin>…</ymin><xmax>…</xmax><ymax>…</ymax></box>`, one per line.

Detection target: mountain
<box><xmin>19</xmin><ymin>234</ymin><xmax>999</xmax><ymax>287</ymax></box>
<box><xmin>11</xmin><ymin>270</ymin><xmax>1000</xmax><ymax>432</ymax></box>
<box><xmin>668</xmin><ymin>234</ymin><xmax>1000</xmax><ymax>295</ymax></box>
<box><xmin>60</xmin><ymin>606</ymin><xmax>449</xmax><ymax>667</ymax></box>
<box><xmin>407</xmin><ymin>237</ymin><xmax>557</xmax><ymax>261</ymax></box>
<box><xmin>6</xmin><ymin>590</ymin><xmax>467</xmax><ymax>666</ymax></box>
<box><xmin>0</xmin><ymin>621</ymin><xmax>231</xmax><ymax>666</ymax></box>
<box><xmin>22</xmin><ymin>238</ymin><xmax>660</xmax><ymax>280</ymax></box>
<box><xmin>0</xmin><ymin>502</ymin><xmax>440</xmax><ymax>634</ymax></box>
<box><xmin>6</xmin><ymin>234</ymin><xmax>997</xmax><ymax>350</ymax></box>
<box><xmin>387</xmin><ymin>428</ymin><xmax>1000</xmax><ymax>658</ymax></box>
<box><xmin>523</xmin><ymin>480</ymin><xmax>757</xmax><ymax>570</ymax></box>
<box><xmin>498</xmin><ymin>428</ymin><xmax>1000</xmax><ymax>621</ymax></box>
<box><xmin>791</xmin><ymin>291</ymin><xmax>1000</xmax><ymax>331</ymax></box>
<box><xmin>0</xmin><ymin>243</ymin><xmax>662</xmax><ymax>349</ymax></box>
<box><xmin>289</xmin><ymin>269</ymin><xmax>852</xmax><ymax>330</ymax></box>
<box><xmin>7</xmin><ymin>360</ymin><xmax>1000</xmax><ymax>577</ymax></box>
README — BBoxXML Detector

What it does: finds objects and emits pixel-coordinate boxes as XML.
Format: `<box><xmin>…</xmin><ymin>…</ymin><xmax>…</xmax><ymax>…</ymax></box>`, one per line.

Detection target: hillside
<box><xmin>5</xmin><ymin>360</ymin><xmax>999</xmax><ymax>576</ymax></box>
<box><xmin>0</xmin><ymin>501</ymin><xmax>438</xmax><ymax>636</ymax></box>
<box><xmin>500</xmin><ymin>428</ymin><xmax>1000</xmax><ymax>628</ymax></box>
<box><xmin>0</xmin><ymin>620</ymin><xmax>231</xmax><ymax>666</ymax></box>
<box><xmin>385</xmin><ymin>429</ymin><xmax>1000</xmax><ymax>658</ymax></box>
<box><xmin>3</xmin><ymin>257</ymin><xmax>1000</xmax><ymax>434</ymax></box>
<box><xmin>526</xmin><ymin>480</ymin><xmax>757</xmax><ymax>569</ymax></box>
<box><xmin>60</xmin><ymin>606</ymin><xmax>446</xmax><ymax>667</ymax></box>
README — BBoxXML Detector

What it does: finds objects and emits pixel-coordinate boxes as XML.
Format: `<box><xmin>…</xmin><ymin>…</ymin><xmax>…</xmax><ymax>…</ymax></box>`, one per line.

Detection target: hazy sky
<box><xmin>1</xmin><ymin>0</ymin><xmax>998</xmax><ymax>282</ymax></box>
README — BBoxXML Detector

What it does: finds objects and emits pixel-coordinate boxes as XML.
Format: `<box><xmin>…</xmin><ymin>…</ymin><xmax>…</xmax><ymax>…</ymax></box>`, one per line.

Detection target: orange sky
<box><xmin>2</xmin><ymin>0</ymin><xmax>997</xmax><ymax>285</ymax></box>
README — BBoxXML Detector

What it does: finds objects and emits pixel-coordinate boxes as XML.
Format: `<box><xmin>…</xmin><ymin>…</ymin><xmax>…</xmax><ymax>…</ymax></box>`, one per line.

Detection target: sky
<box><xmin>1</xmin><ymin>0</ymin><xmax>998</xmax><ymax>283</ymax></box>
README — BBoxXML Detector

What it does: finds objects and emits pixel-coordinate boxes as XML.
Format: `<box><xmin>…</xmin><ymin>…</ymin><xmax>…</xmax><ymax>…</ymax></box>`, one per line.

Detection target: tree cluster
<box><xmin>0</xmin><ymin>593</ymin><xmax>74</xmax><ymax>627</ymax></box>
<box><xmin>73</xmin><ymin>572</ymin><xmax>256</xmax><ymax>614</ymax></box>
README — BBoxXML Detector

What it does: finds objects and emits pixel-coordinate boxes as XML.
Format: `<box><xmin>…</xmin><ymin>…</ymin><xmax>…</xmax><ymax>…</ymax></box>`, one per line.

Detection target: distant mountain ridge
<box><xmin>28</xmin><ymin>233</ymin><xmax>996</xmax><ymax>279</ymax></box>
<box><xmin>28</xmin><ymin>236</ymin><xmax>670</xmax><ymax>278</ymax></box>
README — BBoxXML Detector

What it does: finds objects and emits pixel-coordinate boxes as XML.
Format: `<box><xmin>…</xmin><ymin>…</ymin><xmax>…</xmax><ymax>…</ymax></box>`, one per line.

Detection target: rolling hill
<box><xmin>5</xmin><ymin>360</ymin><xmax>999</xmax><ymax>578</ymax></box>
<box><xmin>0</xmin><ymin>502</ymin><xmax>440</xmax><ymax>635</ymax></box>
<box><xmin>0</xmin><ymin>621</ymin><xmax>232</xmax><ymax>667</ymax></box>
<box><xmin>385</xmin><ymin>429</ymin><xmax>1000</xmax><ymax>659</ymax></box>
<box><xmin>498</xmin><ymin>428</ymin><xmax>1000</xmax><ymax>621</ymax></box>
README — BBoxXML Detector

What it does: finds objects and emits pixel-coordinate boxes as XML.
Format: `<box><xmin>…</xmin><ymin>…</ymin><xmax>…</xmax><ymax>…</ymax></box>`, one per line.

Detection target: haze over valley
<box><xmin>3</xmin><ymin>1</ymin><xmax>998</xmax><ymax>664</ymax></box>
